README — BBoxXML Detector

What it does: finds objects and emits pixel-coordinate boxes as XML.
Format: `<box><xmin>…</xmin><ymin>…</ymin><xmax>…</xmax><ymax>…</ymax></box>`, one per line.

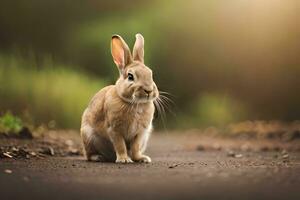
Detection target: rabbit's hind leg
<box><xmin>81</xmin><ymin>124</ymin><xmax>98</xmax><ymax>161</ymax></box>
<box><xmin>81</xmin><ymin>124</ymin><xmax>116</xmax><ymax>162</ymax></box>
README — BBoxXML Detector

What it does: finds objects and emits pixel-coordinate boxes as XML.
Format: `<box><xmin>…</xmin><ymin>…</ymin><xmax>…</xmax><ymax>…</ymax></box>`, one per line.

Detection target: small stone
<box><xmin>39</xmin><ymin>147</ymin><xmax>55</xmax><ymax>156</ymax></box>
<box><xmin>18</xmin><ymin>149</ymin><xmax>29</xmax><ymax>157</ymax></box>
<box><xmin>227</xmin><ymin>150</ymin><xmax>235</xmax><ymax>157</ymax></box>
<box><xmin>281</xmin><ymin>150</ymin><xmax>287</xmax><ymax>155</ymax></box>
<box><xmin>282</xmin><ymin>154</ymin><xmax>289</xmax><ymax>159</ymax></box>
<box><xmin>196</xmin><ymin>145</ymin><xmax>205</xmax><ymax>151</ymax></box>
<box><xmin>67</xmin><ymin>148</ymin><xmax>80</xmax><ymax>156</ymax></box>
<box><xmin>4</xmin><ymin>169</ymin><xmax>12</xmax><ymax>174</ymax></box>
<box><xmin>235</xmin><ymin>154</ymin><xmax>243</xmax><ymax>158</ymax></box>
<box><xmin>168</xmin><ymin>164</ymin><xmax>179</xmax><ymax>169</ymax></box>
<box><xmin>283</xmin><ymin>159</ymin><xmax>290</xmax><ymax>163</ymax></box>
<box><xmin>11</xmin><ymin>147</ymin><xmax>19</xmax><ymax>152</ymax></box>
<box><xmin>30</xmin><ymin>152</ymin><xmax>37</xmax><ymax>156</ymax></box>
<box><xmin>48</xmin><ymin>147</ymin><xmax>55</xmax><ymax>155</ymax></box>
<box><xmin>3</xmin><ymin>152</ymin><xmax>13</xmax><ymax>158</ymax></box>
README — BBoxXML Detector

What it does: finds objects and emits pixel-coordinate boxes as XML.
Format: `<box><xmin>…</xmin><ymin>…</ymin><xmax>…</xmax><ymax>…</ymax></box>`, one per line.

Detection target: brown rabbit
<box><xmin>80</xmin><ymin>33</ymin><xmax>159</xmax><ymax>163</ymax></box>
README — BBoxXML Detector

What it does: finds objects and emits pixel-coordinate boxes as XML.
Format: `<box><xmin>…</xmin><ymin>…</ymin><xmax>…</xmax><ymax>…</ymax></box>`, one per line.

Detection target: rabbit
<box><xmin>80</xmin><ymin>33</ymin><xmax>159</xmax><ymax>163</ymax></box>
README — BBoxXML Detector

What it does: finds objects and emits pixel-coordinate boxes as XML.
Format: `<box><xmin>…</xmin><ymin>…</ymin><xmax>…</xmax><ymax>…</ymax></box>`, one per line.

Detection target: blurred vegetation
<box><xmin>0</xmin><ymin>0</ymin><xmax>299</xmax><ymax>129</ymax></box>
<box><xmin>0</xmin><ymin>55</ymin><xmax>106</xmax><ymax>128</ymax></box>
<box><xmin>181</xmin><ymin>94</ymin><xmax>247</xmax><ymax>128</ymax></box>
<box><xmin>0</xmin><ymin>112</ymin><xmax>23</xmax><ymax>134</ymax></box>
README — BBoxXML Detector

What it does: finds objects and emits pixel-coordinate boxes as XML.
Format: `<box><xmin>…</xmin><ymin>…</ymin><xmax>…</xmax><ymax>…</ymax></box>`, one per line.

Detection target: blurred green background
<box><xmin>0</xmin><ymin>0</ymin><xmax>299</xmax><ymax>129</ymax></box>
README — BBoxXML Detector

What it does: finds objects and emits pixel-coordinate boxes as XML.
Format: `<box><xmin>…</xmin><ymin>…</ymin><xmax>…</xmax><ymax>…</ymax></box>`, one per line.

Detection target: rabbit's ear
<box><xmin>132</xmin><ymin>33</ymin><xmax>144</xmax><ymax>63</ymax></box>
<box><xmin>111</xmin><ymin>35</ymin><xmax>133</xmax><ymax>71</ymax></box>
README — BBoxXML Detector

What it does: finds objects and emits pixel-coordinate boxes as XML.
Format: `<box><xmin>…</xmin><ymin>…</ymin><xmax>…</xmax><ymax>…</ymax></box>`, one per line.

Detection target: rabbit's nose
<box><xmin>144</xmin><ymin>89</ymin><xmax>152</xmax><ymax>95</ymax></box>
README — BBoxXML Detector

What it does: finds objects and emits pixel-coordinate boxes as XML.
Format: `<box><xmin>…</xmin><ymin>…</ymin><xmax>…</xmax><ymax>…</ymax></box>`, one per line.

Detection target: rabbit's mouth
<box><xmin>117</xmin><ymin>91</ymin><xmax>154</xmax><ymax>104</ymax></box>
<box><xmin>133</xmin><ymin>87</ymin><xmax>158</xmax><ymax>102</ymax></box>
<box><xmin>133</xmin><ymin>94</ymin><xmax>157</xmax><ymax>103</ymax></box>
<box><xmin>118</xmin><ymin>89</ymin><xmax>158</xmax><ymax>104</ymax></box>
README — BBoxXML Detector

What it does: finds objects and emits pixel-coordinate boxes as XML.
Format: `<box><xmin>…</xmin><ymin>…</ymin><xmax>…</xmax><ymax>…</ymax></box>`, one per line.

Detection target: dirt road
<box><xmin>0</xmin><ymin>133</ymin><xmax>300</xmax><ymax>200</ymax></box>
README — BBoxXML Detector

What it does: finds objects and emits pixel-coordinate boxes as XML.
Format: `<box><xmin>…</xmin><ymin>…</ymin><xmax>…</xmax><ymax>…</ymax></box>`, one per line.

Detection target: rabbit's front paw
<box><xmin>115</xmin><ymin>156</ymin><xmax>133</xmax><ymax>164</ymax></box>
<box><xmin>133</xmin><ymin>155</ymin><xmax>152</xmax><ymax>163</ymax></box>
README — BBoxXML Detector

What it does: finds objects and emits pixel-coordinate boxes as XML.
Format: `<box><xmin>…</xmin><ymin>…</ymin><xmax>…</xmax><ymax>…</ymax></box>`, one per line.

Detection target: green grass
<box><xmin>194</xmin><ymin>94</ymin><xmax>246</xmax><ymax>126</ymax></box>
<box><xmin>0</xmin><ymin>54</ymin><xmax>107</xmax><ymax>129</ymax></box>
<box><xmin>175</xmin><ymin>93</ymin><xmax>247</xmax><ymax>129</ymax></box>
<box><xmin>0</xmin><ymin>112</ymin><xmax>23</xmax><ymax>134</ymax></box>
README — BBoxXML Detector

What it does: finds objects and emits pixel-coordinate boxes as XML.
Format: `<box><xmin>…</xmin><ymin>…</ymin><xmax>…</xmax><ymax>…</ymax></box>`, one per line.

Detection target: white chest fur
<box><xmin>125</xmin><ymin>111</ymin><xmax>153</xmax><ymax>141</ymax></box>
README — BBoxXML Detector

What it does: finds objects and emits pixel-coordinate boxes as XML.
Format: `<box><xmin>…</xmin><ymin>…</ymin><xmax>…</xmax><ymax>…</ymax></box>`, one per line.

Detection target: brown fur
<box><xmin>80</xmin><ymin>34</ymin><xmax>158</xmax><ymax>163</ymax></box>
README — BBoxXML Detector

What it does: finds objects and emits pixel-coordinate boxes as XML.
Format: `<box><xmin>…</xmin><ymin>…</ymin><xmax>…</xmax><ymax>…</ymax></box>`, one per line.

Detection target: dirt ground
<box><xmin>0</xmin><ymin>131</ymin><xmax>300</xmax><ymax>200</ymax></box>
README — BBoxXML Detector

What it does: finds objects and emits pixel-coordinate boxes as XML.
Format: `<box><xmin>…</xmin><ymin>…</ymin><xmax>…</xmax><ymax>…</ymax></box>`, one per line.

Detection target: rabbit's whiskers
<box><xmin>153</xmin><ymin>91</ymin><xmax>174</xmax><ymax>126</ymax></box>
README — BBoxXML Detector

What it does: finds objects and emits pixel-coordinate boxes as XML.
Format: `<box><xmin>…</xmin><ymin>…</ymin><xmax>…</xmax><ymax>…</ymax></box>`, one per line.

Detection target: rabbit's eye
<box><xmin>128</xmin><ymin>73</ymin><xmax>134</xmax><ymax>81</ymax></box>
